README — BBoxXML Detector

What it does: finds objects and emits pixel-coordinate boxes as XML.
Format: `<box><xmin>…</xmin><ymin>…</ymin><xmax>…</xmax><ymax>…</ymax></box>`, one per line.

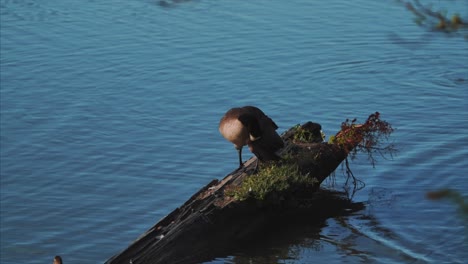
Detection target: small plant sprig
<box><xmin>329</xmin><ymin>112</ymin><xmax>396</xmax><ymax>198</ymax></box>
<box><xmin>329</xmin><ymin>112</ymin><xmax>396</xmax><ymax>167</ymax></box>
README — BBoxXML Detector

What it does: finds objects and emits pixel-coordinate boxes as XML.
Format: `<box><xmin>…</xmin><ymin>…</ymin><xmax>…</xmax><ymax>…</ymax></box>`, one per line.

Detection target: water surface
<box><xmin>1</xmin><ymin>0</ymin><xmax>467</xmax><ymax>263</ymax></box>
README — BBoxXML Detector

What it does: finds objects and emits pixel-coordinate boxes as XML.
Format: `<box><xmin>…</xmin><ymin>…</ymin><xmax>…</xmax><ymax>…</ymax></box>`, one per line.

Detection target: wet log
<box><xmin>106</xmin><ymin>120</ymin><xmax>370</xmax><ymax>264</ymax></box>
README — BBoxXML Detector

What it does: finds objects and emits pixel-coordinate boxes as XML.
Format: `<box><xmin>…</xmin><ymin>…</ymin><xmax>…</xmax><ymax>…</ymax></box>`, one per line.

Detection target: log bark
<box><xmin>106</xmin><ymin>121</ymin><xmax>366</xmax><ymax>264</ymax></box>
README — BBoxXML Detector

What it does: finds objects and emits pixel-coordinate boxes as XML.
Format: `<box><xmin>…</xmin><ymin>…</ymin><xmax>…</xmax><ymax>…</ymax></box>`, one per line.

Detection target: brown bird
<box><xmin>219</xmin><ymin>106</ymin><xmax>284</xmax><ymax>168</ymax></box>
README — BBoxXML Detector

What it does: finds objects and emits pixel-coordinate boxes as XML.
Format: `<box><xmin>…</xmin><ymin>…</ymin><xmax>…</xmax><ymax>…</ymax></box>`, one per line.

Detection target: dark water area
<box><xmin>1</xmin><ymin>0</ymin><xmax>467</xmax><ymax>263</ymax></box>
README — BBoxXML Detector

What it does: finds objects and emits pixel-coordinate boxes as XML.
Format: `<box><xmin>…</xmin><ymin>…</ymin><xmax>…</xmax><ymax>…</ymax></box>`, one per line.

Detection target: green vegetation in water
<box><xmin>398</xmin><ymin>0</ymin><xmax>467</xmax><ymax>39</ymax></box>
<box><xmin>225</xmin><ymin>162</ymin><xmax>317</xmax><ymax>201</ymax></box>
<box><xmin>427</xmin><ymin>189</ymin><xmax>468</xmax><ymax>217</ymax></box>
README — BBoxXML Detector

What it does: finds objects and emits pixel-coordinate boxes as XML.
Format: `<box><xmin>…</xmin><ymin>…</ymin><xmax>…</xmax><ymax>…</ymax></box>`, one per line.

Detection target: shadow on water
<box><xmin>201</xmin><ymin>197</ymin><xmax>367</xmax><ymax>264</ymax></box>
<box><xmin>207</xmin><ymin>188</ymin><xmax>451</xmax><ymax>264</ymax></box>
<box><xmin>224</xmin><ymin>219</ymin><xmax>326</xmax><ymax>264</ymax></box>
<box><xmin>223</xmin><ymin>215</ymin><xmax>425</xmax><ymax>264</ymax></box>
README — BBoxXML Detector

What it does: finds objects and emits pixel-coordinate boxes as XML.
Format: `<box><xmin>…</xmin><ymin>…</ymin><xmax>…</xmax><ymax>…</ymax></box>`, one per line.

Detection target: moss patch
<box><xmin>225</xmin><ymin>162</ymin><xmax>318</xmax><ymax>201</ymax></box>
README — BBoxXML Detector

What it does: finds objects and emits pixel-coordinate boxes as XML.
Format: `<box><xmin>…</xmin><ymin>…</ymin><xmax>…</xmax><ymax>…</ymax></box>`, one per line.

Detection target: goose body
<box><xmin>219</xmin><ymin>106</ymin><xmax>284</xmax><ymax>167</ymax></box>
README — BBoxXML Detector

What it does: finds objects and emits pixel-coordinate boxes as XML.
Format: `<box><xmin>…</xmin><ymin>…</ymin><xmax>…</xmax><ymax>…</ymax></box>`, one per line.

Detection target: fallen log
<box><xmin>106</xmin><ymin>113</ymin><xmax>393</xmax><ymax>264</ymax></box>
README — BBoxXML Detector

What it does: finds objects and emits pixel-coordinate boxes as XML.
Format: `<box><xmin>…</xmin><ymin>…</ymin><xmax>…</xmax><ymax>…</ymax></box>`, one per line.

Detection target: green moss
<box><xmin>291</xmin><ymin>124</ymin><xmax>324</xmax><ymax>143</ymax></box>
<box><xmin>292</xmin><ymin>124</ymin><xmax>311</xmax><ymax>142</ymax></box>
<box><xmin>225</xmin><ymin>162</ymin><xmax>317</xmax><ymax>201</ymax></box>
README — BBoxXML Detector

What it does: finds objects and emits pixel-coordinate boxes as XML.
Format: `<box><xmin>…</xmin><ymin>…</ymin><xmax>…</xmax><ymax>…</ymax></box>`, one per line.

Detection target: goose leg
<box><xmin>237</xmin><ymin>147</ymin><xmax>243</xmax><ymax>168</ymax></box>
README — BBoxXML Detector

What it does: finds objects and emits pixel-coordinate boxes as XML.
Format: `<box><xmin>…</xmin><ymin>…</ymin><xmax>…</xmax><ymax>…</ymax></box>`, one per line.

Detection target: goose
<box><xmin>219</xmin><ymin>106</ymin><xmax>284</xmax><ymax>168</ymax></box>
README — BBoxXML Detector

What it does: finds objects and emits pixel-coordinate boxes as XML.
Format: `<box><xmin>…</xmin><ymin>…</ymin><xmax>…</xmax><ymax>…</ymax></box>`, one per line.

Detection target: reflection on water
<box><xmin>212</xmin><ymin>186</ymin><xmax>468</xmax><ymax>264</ymax></box>
<box><xmin>206</xmin><ymin>190</ymin><xmax>429</xmax><ymax>264</ymax></box>
<box><xmin>228</xmin><ymin>227</ymin><xmax>323</xmax><ymax>264</ymax></box>
<box><xmin>212</xmin><ymin>204</ymin><xmax>348</xmax><ymax>264</ymax></box>
<box><xmin>157</xmin><ymin>0</ymin><xmax>193</xmax><ymax>8</ymax></box>
<box><xmin>328</xmin><ymin>216</ymin><xmax>430</xmax><ymax>264</ymax></box>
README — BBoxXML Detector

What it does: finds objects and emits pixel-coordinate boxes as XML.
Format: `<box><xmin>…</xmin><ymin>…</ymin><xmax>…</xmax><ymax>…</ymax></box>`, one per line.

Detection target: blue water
<box><xmin>1</xmin><ymin>0</ymin><xmax>467</xmax><ymax>263</ymax></box>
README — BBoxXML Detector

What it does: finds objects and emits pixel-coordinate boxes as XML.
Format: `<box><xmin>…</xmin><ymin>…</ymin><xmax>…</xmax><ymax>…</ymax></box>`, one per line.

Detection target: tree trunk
<box><xmin>106</xmin><ymin>121</ymin><xmax>366</xmax><ymax>264</ymax></box>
